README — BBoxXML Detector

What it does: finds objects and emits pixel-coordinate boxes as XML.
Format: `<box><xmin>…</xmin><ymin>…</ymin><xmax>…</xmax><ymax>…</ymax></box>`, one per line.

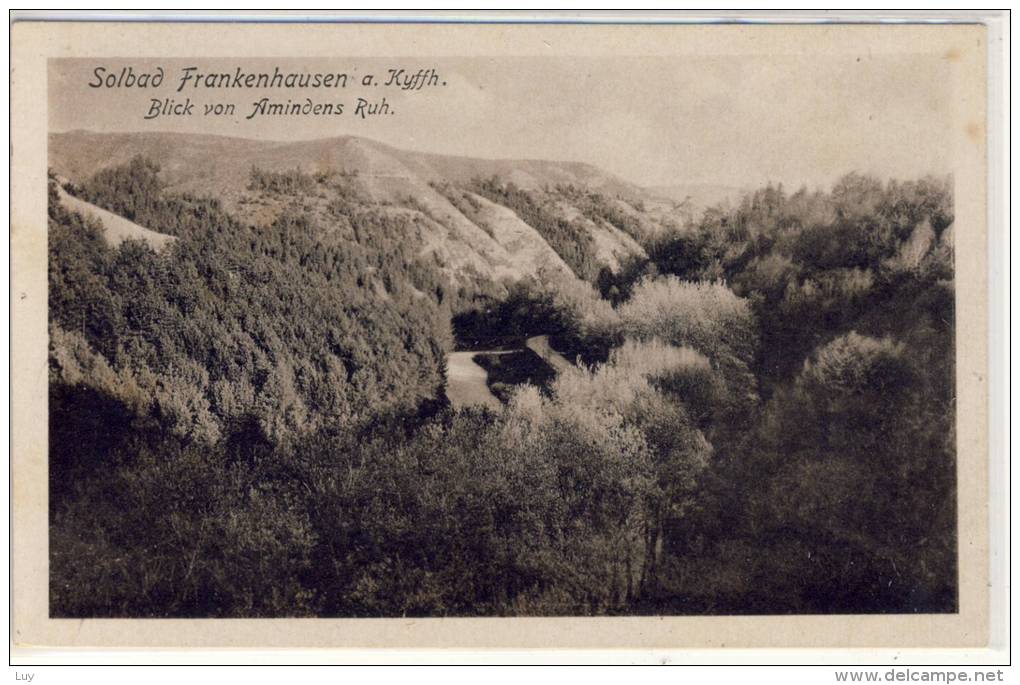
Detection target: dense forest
<box><xmin>49</xmin><ymin>156</ymin><xmax>955</xmax><ymax>617</ymax></box>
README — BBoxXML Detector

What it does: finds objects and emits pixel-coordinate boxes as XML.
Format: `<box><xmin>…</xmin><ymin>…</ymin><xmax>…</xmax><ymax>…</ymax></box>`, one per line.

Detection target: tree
<box><xmin>617</xmin><ymin>277</ymin><xmax>758</xmax><ymax>427</ymax></box>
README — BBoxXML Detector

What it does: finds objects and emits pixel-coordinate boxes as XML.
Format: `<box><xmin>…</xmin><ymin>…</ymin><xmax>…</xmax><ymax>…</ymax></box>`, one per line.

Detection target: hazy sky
<box><xmin>50</xmin><ymin>55</ymin><xmax>952</xmax><ymax>189</ymax></box>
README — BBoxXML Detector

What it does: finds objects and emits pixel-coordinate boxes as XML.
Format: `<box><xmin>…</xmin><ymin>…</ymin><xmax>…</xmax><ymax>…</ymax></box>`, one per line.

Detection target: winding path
<box><xmin>524</xmin><ymin>335</ymin><xmax>571</xmax><ymax>373</ymax></box>
<box><xmin>446</xmin><ymin>350</ymin><xmax>512</xmax><ymax>410</ymax></box>
<box><xmin>445</xmin><ymin>336</ymin><xmax>572</xmax><ymax>410</ymax></box>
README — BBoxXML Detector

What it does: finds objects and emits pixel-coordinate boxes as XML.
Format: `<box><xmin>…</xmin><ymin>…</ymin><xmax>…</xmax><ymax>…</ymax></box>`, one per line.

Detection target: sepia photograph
<box><xmin>10</xmin><ymin>16</ymin><xmax>1001</xmax><ymax>656</ymax></box>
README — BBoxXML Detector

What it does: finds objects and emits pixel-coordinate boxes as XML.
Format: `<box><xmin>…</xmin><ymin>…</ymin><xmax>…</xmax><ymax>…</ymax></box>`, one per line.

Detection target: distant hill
<box><xmin>646</xmin><ymin>183</ymin><xmax>745</xmax><ymax>210</ymax></box>
<box><xmin>49</xmin><ymin>131</ymin><xmax>688</xmax><ymax>290</ymax></box>
<box><xmin>50</xmin><ymin>130</ymin><xmax>651</xmax><ymax>200</ymax></box>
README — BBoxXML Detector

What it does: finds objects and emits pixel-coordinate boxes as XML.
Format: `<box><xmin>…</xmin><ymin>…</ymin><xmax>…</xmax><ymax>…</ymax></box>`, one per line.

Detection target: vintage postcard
<box><xmin>10</xmin><ymin>18</ymin><xmax>993</xmax><ymax>653</ymax></box>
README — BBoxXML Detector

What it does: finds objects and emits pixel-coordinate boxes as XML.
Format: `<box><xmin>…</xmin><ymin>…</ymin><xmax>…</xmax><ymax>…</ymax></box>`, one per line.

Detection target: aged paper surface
<box><xmin>12</xmin><ymin>20</ymin><xmax>988</xmax><ymax>650</ymax></box>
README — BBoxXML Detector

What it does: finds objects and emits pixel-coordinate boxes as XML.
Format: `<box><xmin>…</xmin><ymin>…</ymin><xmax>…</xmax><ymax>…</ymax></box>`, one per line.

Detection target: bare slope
<box><xmin>49</xmin><ymin>131</ymin><xmax>656</xmax><ymax>285</ymax></box>
<box><xmin>56</xmin><ymin>184</ymin><xmax>176</xmax><ymax>252</ymax></box>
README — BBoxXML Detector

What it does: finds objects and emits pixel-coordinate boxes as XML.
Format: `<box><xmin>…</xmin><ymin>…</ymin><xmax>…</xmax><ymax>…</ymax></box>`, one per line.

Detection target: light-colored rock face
<box><xmin>552</xmin><ymin>201</ymin><xmax>647</xmax><ymax>273</ymax></box>
<box><xmin>48</xmin><ymin>130</ymin><xmax>666</xmax><ymax>292</ymax></box>
<box><xmin>459</xmin><ymin>192</ymin><xmax>575</xmax><ymax>281</ymax></box>
<box><xmin>588</xmin><ymin>218</ymin><xmax>648</xmax><ymax>272</ymax></box>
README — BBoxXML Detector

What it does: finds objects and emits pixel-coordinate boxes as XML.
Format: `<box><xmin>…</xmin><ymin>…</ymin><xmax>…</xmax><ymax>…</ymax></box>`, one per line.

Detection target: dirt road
<box><xmin>524</xmin><ymin>335</ymin><xmax>572</xmax><ymax>373</ymax></box>
<box><xmin>445</xmin><ymin>350</ymin><xmax>511</xmax><ymax>410</ymax></box>
<box><xmin>446</xmin><ymin>336</ymin><xmax>571</xmax><ymax>410</ymax></box>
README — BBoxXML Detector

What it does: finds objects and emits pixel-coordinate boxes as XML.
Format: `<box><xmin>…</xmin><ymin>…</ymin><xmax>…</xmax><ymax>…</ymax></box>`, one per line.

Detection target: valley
<box><xmin>46</xmin><ymin>131</ymin><xmax>957</xmax><ymax>618</ymax></box>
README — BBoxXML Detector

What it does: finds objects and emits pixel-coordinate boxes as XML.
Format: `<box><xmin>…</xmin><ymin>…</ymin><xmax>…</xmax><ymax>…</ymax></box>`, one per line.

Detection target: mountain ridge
<box><xmin>48</xmin><ymin>130</ymin><xmax>687</xmax><ymax>292</ymax></box>
<box><xmin>49</xmin><ymin>130</ymin><xmax>648</xmax><ymax>199</ymax></box>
